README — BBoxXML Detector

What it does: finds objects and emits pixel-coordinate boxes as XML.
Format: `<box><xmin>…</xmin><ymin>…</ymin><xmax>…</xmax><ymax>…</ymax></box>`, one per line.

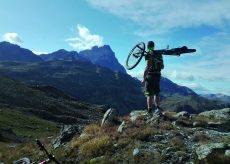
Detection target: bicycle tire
<box><xmin>13</xmin><ymin>157</ymin><xmax>31</xmax><ymax>164</ymax></box>
<box><xmin>126</xmin><ymin>42</ymin><xmax>145</xmax><ymax>70</ymax></box>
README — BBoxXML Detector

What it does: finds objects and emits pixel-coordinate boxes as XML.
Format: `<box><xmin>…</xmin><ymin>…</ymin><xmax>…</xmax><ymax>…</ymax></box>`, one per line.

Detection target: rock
<box><xmin>175</xmin><ymin>111</ymin><xmax>190</xmax><ymax>118</ymax></box>
<box><xmin>117</xmin><ymin>121</ymin><xmax>126</xmax><ymax>133</ymax></box>
<box><xmin>145</xmin><ymin>113</ymin><xmax>162</xmax><ymax>124</ymax></box>
<box><xmin>133</xmin><ymin>148</ymin><xmax>140</xmax><ymax>156</ymax></box>
<box><xmin>199</xmin><ymin>108</ymin><xmax>230</xmax><ymax>120</ymax></box>
<box><xmin>196</xmin><ymin>143</ymin><xmax>230</xmax><ymax>160</ymax></box>
<box><xmin>101</xmin><ymin>108</ymin><xmax>118</xmax><ymax>127</ymax></box>
<box><xmin>52</xmin><ymin>125</ymin><xmax>80</xmax><ymax>149</ymax></box>
<box><xmin>130</xmin><ymin>110</ymin><xmax>147</xmax><ymax>122</ymax></box>
<box><xmin>225</xmin><ymin>150</ymin><xmax>230</xmax><ymax>157</ymax></box>
<box><xmin>193</xmin><ymin>121</ymin><xmax>206</xmax><ymax>127</ymax></box>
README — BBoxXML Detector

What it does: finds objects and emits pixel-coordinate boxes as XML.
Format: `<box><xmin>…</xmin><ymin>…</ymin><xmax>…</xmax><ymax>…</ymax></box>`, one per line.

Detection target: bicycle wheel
<box><xmin>126</xmin><ymin>42</ymin><xmax>145</xmax><ymax>70</ymax></box>
<box><xmin>13</xmin><ymin>157</ymin><xmax>32</xmax><ymax>164</ymax></box>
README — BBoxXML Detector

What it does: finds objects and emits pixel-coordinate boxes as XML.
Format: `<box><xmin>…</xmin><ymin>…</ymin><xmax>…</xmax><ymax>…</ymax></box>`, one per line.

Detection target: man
<box><xmin>142</xmin><ymin>41</ymin><xmax>164</xmax><ymax>114</ymax></box>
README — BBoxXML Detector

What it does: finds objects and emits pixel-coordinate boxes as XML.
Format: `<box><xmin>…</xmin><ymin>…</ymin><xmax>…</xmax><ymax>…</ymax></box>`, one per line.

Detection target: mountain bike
<box><xmin>126</xmin><ymin>42</ymin><xmax>196</xmax><ymax>70</ymax></box>
<box><xmin>13</xmin><ymin>139</ymin><xmax>61</xmax><ymax>164</ymax></box>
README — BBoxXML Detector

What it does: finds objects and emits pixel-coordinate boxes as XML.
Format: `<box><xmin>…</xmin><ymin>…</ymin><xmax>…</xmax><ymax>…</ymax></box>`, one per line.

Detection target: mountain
<box><xmin>0</xmin><ymin>42</ymin><xmax>229</xmax><ymax>114</ymax></box>
<box><xmin>160</xmin><ymin>95</ymin><xmax>228</xmax><ymax>113</ymax></box>
<box><xmin>0</xmin><ymin>41</ymin><xmax>43</xmax><ymax>62</ymax></box>
<box><xmin>0</xmin><ymin>61</ymin><xmax>228</xmax><ymax>114</ymax></box>
<box><xmin>79</xmin><ymin>45</ymin><xmax>127</xmax><ymax>74</ymax></box>
<box><xmin>40</xmin><ymin>49</ymin><xmax>90</xmax><ymax>62</ymax></box>
<box><xmin>161</xmin><ymin>77</ymin><xmax>197</xmax><ymax>96</ymax></box>
<box><xmin>0</xmin><ymin>61</ymin><xmax>143</xmax><ymax>114</ymax></box>
<box><xmin>201</xmin><ymin>93</ymin><xmax>230</xmax><ymax>104</ymax></box>
<box><xmin>40</xmin><ymin>45</ymin><xmax>127</xmax><ymax>74</ymax></box>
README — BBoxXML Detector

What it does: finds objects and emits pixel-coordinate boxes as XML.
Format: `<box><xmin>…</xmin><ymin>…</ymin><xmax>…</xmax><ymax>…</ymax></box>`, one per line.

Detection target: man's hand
<box><xmin>141</xmin><ymin>78</ymin><xmax>145</xmax><ymax>83</ymax></box>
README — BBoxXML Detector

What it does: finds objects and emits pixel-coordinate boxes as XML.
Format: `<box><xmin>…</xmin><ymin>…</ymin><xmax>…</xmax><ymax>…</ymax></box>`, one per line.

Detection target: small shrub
<box><xmin>192</xmin><ymin>132</ymin><xmax>210</xmax><ymax>143</ymax></box>
<box><xmin>79</xmin><ymin>135</ymin><xmax>112</xmax><ymax>157</ymax></box>
<box><xmin>159</xmin><ymin>121</ymin><xmax>174</xmax><ymax>130</ymax></box>
<box><xmin>170</xmin><ymin>137</ymin><xmax>186</xmax><ymax>151</ymax></box>
<box><xmin>71</xmin><ymin>133</ymin><xmax>92</xmax><ymax>149</ymax></box>
<box><xmin>164</xmin><ymin>111</ymin><xmax>177</xmax><ymax>119</ymax></box>
<box><xmin>84</xmin><ymin>124</ymin><xmax>101</xmax><ymax>136</ymax></box>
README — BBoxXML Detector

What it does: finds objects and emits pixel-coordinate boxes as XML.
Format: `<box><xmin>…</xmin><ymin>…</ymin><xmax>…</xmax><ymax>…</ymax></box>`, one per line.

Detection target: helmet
<box><xmin>147</xmin><ymin>41</ymin><xmax>155</xmax><ymax>50</ymax></box>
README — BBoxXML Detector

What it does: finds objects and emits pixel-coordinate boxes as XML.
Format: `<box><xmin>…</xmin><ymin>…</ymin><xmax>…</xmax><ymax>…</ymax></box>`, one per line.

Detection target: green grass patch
<box><xmin>0</xmin><ymin>108</ymin><xmax>59</xmax><ymax>139</ymax></box>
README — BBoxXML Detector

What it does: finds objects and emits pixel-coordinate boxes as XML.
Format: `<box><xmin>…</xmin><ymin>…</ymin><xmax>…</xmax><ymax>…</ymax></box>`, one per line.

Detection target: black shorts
<box><xmin>145</xmin><ymin>73</ymin><xmax>161</xmax><ymax>96</ymax></box>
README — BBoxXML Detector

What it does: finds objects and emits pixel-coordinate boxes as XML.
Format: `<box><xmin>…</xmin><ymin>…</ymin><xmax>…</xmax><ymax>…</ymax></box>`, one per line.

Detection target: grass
<box><xmin>192</xmin><ymin>132</ymin><xmax>210</xmax><ymax>144</ymax></box>
<box><xmin>0</xmin><ymin>108</ymin><xmax>60</xmax><ymax>163</ymax></box>
<box><xmin>0</xmin><ymin>108</ymin><xmax>59</xmax><ymax>139</ymax></box>
<box><xmin>79</xmin><ymin>135</ymin><xmax>112</xmax><ymax>157</ymax></box>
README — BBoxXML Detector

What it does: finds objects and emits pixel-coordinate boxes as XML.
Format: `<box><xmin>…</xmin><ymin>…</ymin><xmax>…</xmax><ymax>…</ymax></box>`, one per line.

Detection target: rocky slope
<box><xmin>2</xmin><ymin>108</ymin><xmax>229</xmax><ymax>163</ymax></box>
<box><xmin>62</xmin><ymin>108</ymin><xmax>230</xmax><ymax>163</ymax></box>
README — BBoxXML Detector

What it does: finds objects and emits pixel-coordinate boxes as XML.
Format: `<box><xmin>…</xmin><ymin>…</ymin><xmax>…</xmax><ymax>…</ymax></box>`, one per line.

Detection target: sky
<box><xmin>0</xmin><ymin>0</ymin><xmax>230</xmax><ymax>95</ymax></box>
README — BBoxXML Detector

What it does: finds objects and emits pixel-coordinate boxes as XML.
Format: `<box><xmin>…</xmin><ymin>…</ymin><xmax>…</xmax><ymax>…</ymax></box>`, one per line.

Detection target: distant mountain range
<box><xmin>40</xmin><ymin>45</ymin><xmax>126</xmax><ymax>74</ymax></box>
<box><xmin>201</xmin><ymin>93</ymin><xmax>230</xmax><ymax>104</ymax></box>
<box><xmin>0</xmin><ymin>41</ymin><xmax>43</xmax><ymax>62</ymax></box>
<box><xmin>0</xmin><ymin>41</ymin><xmax>229</xmax><ymax>114</ymax></box>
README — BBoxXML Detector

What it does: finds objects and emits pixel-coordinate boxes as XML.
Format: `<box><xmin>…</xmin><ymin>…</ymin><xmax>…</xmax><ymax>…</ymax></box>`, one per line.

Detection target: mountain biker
<box><xmin>142</xmin><ymin>41</ymin><xmax>164</xmax><ymax>114</ymax></box>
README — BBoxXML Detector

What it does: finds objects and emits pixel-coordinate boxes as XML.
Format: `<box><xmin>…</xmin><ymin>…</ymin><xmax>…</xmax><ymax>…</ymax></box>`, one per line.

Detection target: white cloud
<box><xmin>180</xmin><ymin>82</ymin><xmax>209</xmax><ymax>94</ymax></box>
<box><xmin>87</xmin><ymin>0</ymin><xmax>230</xmax><ymax>34</ymax></box>
<box><xmin>2</xmin><ymin>33</ymin><xmax>23</xmax><ymax>44</ymax></box>
<box><xmin>127</xmin><ymin>70</ymin><xmax>143</xmax><ymax>79</ymax></box>
<box><xmin>65</xmin><ymin>24</ymin><xmax>104</xmax><ymax>50</ymax></box>
<box><xmin>170</xmin><ymin>70</ymin><xmax>195</xmax><ymax>81</ymax></box>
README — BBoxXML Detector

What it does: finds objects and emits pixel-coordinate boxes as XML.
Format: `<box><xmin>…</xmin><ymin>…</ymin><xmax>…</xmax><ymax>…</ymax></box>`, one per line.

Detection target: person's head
<box><xmin>147</xmin><ymin>41</ymin><xmax>155</xmax><ymax>50</ymax></box>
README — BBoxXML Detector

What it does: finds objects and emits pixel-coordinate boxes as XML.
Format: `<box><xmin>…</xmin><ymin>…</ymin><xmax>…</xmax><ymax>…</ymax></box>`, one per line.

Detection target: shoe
<box><xmin>147</xmin><ymin>108</ymin><xmax>152</xmax><ymax>114</ymax></box>
<box><xmin>154</xmin><ymin>106</ymin><xmax>163</xmax><ymax>115</ymax></box>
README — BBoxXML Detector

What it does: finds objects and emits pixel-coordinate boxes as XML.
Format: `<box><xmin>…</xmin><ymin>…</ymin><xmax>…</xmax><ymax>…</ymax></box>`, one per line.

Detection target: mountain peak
<box><xmin>80</xmin><ymin>45</ymin><xmax>126</xmax><ymax>74</ymax></box>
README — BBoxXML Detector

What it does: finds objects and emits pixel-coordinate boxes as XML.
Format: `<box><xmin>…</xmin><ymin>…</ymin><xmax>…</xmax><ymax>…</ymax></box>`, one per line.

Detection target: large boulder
<box><xmin>52</xmin><ymin>125</ymin><xmax>82</xmax><ymax>149</ymax></box>
<box><xmin>196</xmin><ymin>143</ymin><xmax>230</xmax><ymax>161</ymax></box>
<box><xmin>199</xmin><ymin>108</ymin><xmax>230</xmax><ymax>120</ymax></box>
<box><xmin>101</xmin><ymin>108</ymin><xmax>118</xmax><ymax>127</ymax></box>
<box><xmin>129</xmin><ymin>110</ymin><xmax>147</xmax><ymax>122</ymax></box>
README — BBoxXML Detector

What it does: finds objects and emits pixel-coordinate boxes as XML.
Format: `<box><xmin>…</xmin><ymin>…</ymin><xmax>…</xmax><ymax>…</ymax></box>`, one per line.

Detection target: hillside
<box><xmin>0</xmin><ymin>61</ymin><xmax>228</xmax><ymax>115</ymax></box>
<box><xmin>201</xmin><ymin>93</ymin><xmax>230</xmax><ymax>104</ymax></box>
<box><xmin>0</xmin><ymin>61</ymin><xmax>144</xmax><ymax>114</ymax></box>
<box><xmin>0</xmin><ymin>76</ymin><xmax>104</xmax><ymax>124</ymax></box>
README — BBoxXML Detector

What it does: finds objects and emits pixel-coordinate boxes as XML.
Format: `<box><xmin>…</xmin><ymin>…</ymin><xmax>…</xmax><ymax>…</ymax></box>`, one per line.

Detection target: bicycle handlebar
<box><xmin>36</xmin><ymin>139</ymin><xmax>61</xmax><ymax>164</ymax></box>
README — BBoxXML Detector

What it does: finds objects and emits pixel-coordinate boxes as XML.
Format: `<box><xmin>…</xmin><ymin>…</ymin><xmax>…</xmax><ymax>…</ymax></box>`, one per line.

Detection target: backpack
<box><xmin>145</xmin><ymin>50</ymin><xmax>164</xmax><ymax>73</ymax></box>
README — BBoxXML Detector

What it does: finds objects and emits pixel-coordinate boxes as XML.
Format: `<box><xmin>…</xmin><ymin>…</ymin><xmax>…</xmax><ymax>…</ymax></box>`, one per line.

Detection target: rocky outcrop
<box><xmin>199</xmin><ymin>108</ymin><xmax>230</xmax><ymax>120</ymax></box>
<box><xmin>52</xmin><ymin>125</ymin><xmax>83</xmax><ymax>149</ymax></box>
<box><xmin>196</xmin><ymin>143</ymin><xmax>230</xmax><ymax>161</ymax></box>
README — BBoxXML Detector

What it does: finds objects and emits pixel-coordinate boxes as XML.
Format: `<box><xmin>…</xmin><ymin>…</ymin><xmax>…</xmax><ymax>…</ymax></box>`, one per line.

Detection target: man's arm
<box><xmin>142</xmin><ymin>60</ymin><xmax>149</xmax><ymax>82</ymax></box>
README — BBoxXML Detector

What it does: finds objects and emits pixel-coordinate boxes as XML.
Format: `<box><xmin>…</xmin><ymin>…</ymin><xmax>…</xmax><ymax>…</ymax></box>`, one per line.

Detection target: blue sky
<box><xmin>1</xmin><ymin>0</ymin><xmax>230</xmax><ymax>95</ymax></box>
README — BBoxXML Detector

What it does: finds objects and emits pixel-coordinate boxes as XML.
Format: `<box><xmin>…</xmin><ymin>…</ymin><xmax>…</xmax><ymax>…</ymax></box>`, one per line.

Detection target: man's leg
<box><xmin>153</xmin><ymin>94</ymin><xmax>159</xmax><ymax>107</ymax></box>
<box><xmin>147</xmin><ymin>96</ymin><xmax>152</xmax><ymax>112</ymax></box>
